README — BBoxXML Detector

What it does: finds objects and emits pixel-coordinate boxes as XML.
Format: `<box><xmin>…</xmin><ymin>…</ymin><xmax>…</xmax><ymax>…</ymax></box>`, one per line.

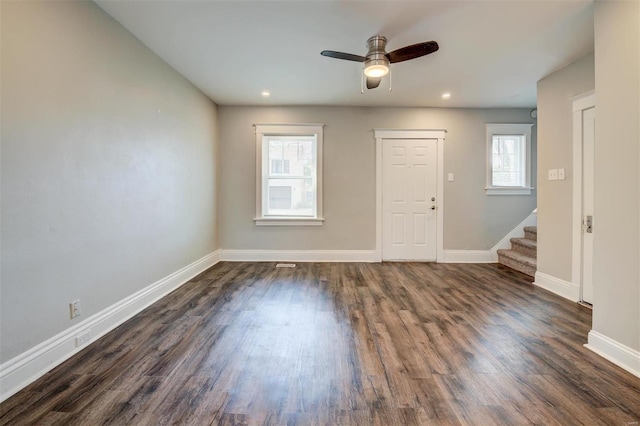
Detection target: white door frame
<box><xmin>374</xmin><ymin>129</ymin><xmax>446</xmax><ymax>262</ymax></box>
<box><xmin>571</xmin><ymin>90</ymin><xmax>595</xmax><ymax>298</ymax></box>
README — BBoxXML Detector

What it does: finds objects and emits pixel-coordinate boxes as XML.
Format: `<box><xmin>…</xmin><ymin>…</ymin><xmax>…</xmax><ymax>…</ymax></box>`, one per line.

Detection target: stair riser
<box><xmin>498</xmin><ymin>254</ymin><xmax>536</xmax><ymax>277</ymax></box>
<box><xmin>512</xmin><ymin>243</ymin><xmax>537</xmax><ymax>259</ymax></box>
<box><xmin>497</xmin><ymin>249</ymin><xmax>536</xmax><ymax>268</ymax></box>
<box><xmin>499</xmin><ymin>226</ymin><xmax>537</xmax><ymax>276</ymax></box>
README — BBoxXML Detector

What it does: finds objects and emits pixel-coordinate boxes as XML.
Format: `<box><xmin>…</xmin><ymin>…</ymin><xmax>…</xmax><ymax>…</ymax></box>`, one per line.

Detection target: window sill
<box><xmin>485</xmin><ymin>187</ymin><xmax>533</xmax><ymax>196</ymax></box>
<box><xmin>254</xmin><ymin>217</ymin><xmax>325</xmax><ymax>226</ymax></box>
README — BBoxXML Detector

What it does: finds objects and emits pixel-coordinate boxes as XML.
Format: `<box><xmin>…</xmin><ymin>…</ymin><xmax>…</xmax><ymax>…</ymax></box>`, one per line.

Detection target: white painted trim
<box><xmin>572</xmin><ymin>92</ymin><xmax>596</xmax><ymax>301</ymax></box>
<box><xmin>373</xmin><ymin>129</ymin><xmax>447</xmax><ymax>140</ymax></box>
<box><xmin>0</xmin><ymin>250</ymin><xmax>221</xmax><ymax>403</ymax></box>
<box><xmin>533</xmin><ymin>271</ymin><xmax>580</xmax><ymax>302</ymax></box>
<box><xmin>254</xmin><ymin>124</ymin><xmax>325</xmax><ymax>135</ymax></box>
<box><xmin>489</xmin><ymin>209</ymin><xmax>538</xmax><ymax>260</ymax></box>
<box><xmin>436</xmin><ymin>136</ymin><xmax>444</xmax><ymax>263</ymax></box>
<box><xmin>485</xmin><ymin>187</ymin><xmax>533</xmax><ymax>196</ymax></box>
<box><xmin>443</xmin><ymin>250</ymin><xmax>495</xmax><ymax>263</ymax></box>
<box><xmin>221</xmin><ymin>249</ymin><xmax>377</xmax><ymax>263</ymax></box>
<box><xmin>375</xmin><ymin>132</ymin><xmax>383</xmax><ymax>262</ymax></box>
<box><xmin>571</xmin><ymin>90</ymin><xmax>595</xmax><ymax>111</ymax></box>
<box><xmin>254</xmin><ymin>217</ymin><xmax>324</xmax><ymax>226</ymax></box>
<box><xmin>585</xmin><ymin>330</ymin><xmax>640</xmax><ymax>378</ymax></box>
<box><xmin>374</xmin><ymin>129</ymin><xmax>446</xmax><ymax>263</ymax></box>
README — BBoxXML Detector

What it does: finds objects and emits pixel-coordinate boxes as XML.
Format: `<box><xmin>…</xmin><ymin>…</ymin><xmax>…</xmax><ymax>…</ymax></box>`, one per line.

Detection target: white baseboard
<box><xmin>489</xmin><ymin>209</ymin><xmax>537</xmax><ymax>259</ymax></box>
<box><xmin>533</xmin><ymin>271</ymin><xmax>580</xmax><ymax>302</ymax></box>
<box><xmin>221</xmin><ymin>249</ymin><xmax>377</xmax><ymax>263</ymax></box>
<box><xmin>0</xmin><ymin>250</ymin><xmax>221</xmax><ymax>403</ymax></box>
<box><xmin>585</xmin><ymin>330</ymin><xmax>640</xmax><ymax>378</ymax></box>
<box><xmin>443</xmin><ymin>250</ymin><xmax>496</xmax><ymax>263</ymax></box>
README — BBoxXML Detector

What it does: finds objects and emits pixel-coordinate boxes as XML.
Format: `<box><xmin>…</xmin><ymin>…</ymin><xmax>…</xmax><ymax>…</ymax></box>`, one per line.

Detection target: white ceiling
<box><xmin>95</xmin><ymin>0</ymin><xmax>594</xmax><ymax>108</ymax></box>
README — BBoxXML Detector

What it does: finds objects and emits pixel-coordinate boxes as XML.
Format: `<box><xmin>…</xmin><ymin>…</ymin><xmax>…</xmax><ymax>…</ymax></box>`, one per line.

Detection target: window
<box><xmin>271</xmin><ymin>159</ymin><xmax>290</xmax><ymax>174</ymax></box>
<box><xmin>255</xmin><ymin>124</ymin><xmax>324</xmax><ymax>226</ymax></box>
<box><xmin>485</xmin><ymin>123</ymin><xmax>533</xmax><ymax>195</ymax></box>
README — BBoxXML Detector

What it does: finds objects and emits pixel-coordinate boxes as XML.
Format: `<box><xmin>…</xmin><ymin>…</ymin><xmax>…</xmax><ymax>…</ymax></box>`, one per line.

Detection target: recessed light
<box><xmin>442</xmin><ymin>92</ymin><xmax>451</xmax><ymax>99</ymax></box>
<box><xmin>261</xmin><ymin>91</ymin><xmax>270</xmax><ymax>97</ymax></box>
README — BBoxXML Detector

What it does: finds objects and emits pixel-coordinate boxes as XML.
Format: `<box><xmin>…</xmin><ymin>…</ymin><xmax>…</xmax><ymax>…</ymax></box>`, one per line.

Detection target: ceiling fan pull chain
<box><xmin>360</xmin><ymin>64</ymin><xmax>365</xmax><ymax>94</ymax></box>
<box><xmin>389</xmin><ymin>68</ymin><xmax>393</xmax><ymax>92</ymax></box>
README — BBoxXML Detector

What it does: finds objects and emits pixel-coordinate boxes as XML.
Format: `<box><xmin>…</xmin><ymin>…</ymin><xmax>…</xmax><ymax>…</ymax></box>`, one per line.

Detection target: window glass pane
<box><xmin>267</xmin><ymin>178</ymin><xmax>314</xmax><ymax>216</ymax></box>
<box><xmin>492</xmin><ymin>135</ymin><xmax>524</xmax><ymax>187</ymax></box>
<box><xmin>268</xmin><ymin>185</ymin><xmax>292</xmax><ymax>210</ymax></box>
<box><xmin>265</xmin><ymin>136</ymin><xmax>316</xmax><ymax>216</ymax></box>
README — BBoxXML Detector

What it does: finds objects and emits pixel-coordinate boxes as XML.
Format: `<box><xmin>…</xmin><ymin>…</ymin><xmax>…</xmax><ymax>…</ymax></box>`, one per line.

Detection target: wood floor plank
<box><xmin>2</xmin><ymin>262</ymin><xmax>640</xmax><ymax>425</ymax></box>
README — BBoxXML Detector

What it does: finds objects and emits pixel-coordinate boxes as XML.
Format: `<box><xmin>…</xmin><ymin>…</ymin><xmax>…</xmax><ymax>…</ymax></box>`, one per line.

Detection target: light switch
<box><xmin>548</xmin><ymin>169</ymin><xmax>558</xmax><ymax>181</ymax></box>
<box><xmin>558</xmin><ymin>168</ymin><xmax>565</xmax><ymax>180</ymax></box>
<box><xmin>448</xmin><ymin>173</ymin><xmax>454</xmax><ymax>182</ymax></box>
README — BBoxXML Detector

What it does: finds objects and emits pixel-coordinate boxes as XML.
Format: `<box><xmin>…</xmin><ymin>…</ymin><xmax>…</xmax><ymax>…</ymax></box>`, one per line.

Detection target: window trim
<box><xmin>254</xmin><ymin>124</ymin><xmax>324</xmax><ymax>226</ymax></box>
<box><xmin>485</xmin><ymin>123</ymin><xmax>534</xmax><ymax>195</ymax></box>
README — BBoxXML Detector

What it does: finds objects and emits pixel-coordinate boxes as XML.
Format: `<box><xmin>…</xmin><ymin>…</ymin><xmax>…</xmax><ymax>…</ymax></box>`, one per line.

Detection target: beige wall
<box><xmin>536</xmin><ymin>54</ymin><xmax>595</xmax><ymax>281</ymax></box>
<box><xmin>1</xmin><ymin>1</ymin><xmax>218</xmax><ymax>361</ymax></box>
<box><xmin>592</xmin><ymin>1</ymin><xmax>639</xmax><ymax>352</ymax></box>
<box><xmin>219</xmin><ymin>106</ymin><xmax>536</xmax><ymax>251</ymax></box>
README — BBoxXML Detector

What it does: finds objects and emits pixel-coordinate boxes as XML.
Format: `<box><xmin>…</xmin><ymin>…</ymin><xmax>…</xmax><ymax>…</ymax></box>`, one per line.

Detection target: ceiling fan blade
<box><xmin>321</xmin><ymin>50</ymin><xmax>366</xmax><ymax>62</ymax></box>
<box><xmin>366</xmin><ymin>76</ymin><xmax>382</xmax><ymax>89</ymax></box>
<box><xmin>386</xmin><ymin>41</ymin><xmax>439</xmax><ymax>63</ymax></box>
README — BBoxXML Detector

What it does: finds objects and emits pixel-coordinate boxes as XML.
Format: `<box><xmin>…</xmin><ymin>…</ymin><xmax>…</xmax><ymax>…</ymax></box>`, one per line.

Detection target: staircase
<box><xmin>497</xmin><ymin>226</ymin><xmax>537</xmax><ymax>277</ymax></box>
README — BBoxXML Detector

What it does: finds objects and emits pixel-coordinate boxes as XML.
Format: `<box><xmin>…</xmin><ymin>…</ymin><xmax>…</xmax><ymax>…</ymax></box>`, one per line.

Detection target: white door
<box><xmin>382</xmin><ymin>139</ymin><xmax>437</xmax><ymax>261</ymax></box>
<box><xmin>581</xmin><ymin>106</ymin><xmax>595</xmax><ymax>304</ymax></box>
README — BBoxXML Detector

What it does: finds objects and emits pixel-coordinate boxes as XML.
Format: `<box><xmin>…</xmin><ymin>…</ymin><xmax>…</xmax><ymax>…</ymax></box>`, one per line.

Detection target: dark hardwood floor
<box><xmin>2</xmin><ymin>262</ymin><xmax>639</xmax><ymax>425</ymax></box>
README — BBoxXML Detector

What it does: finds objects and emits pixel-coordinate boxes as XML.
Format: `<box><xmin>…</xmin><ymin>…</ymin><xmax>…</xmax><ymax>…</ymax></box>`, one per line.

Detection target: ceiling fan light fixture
<box><xmin>364</xmin><ymin>59</ymin><xmax>389</xmax><ymax>78</ymax></box>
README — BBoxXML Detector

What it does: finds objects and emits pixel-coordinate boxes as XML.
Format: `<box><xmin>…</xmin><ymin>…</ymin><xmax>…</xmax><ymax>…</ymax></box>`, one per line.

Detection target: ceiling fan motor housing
<box><xmin>364</xmin><ymin>36</ymin><xmax>390</xmax><ymax>77</ymax></box>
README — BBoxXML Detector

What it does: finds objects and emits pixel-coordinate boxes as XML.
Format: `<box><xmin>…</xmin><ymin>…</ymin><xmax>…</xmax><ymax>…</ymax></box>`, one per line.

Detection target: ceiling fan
<box><xmin>321</xmin><ymin>36</ymin><xmax>439</xmax><ymax>90</ymax></box>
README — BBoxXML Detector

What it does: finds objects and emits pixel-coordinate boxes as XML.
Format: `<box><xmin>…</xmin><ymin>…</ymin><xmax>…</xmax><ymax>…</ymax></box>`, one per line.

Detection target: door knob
<box><xmin>431</xmin><ymin>205</ymin><xmax>436</xmax><ymax>210</ymax></box>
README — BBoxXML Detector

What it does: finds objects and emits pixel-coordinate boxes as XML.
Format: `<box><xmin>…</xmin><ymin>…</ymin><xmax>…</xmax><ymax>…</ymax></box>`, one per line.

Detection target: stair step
<box><xmin>510</xmin><ymin>237</ymin><xmax>537</xmax><ymax>259</ymax></box>
<box><xmin>497</xmin><ymin>249</ymin><xmax>536</xmax><ymax>277</ymax></box>
<box><xmin>524</xmin><ymin>226</ymin><xmax>537</xmax><ymax>242</ymax></box>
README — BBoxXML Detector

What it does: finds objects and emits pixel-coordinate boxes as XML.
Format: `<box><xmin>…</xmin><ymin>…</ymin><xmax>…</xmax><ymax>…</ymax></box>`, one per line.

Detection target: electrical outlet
<box><xmin>75</xmin><ymin>330</ymin><xmax>92</xmax><ymax>347</ymax></box>
<box><xmin>448</xmin><ymin>173</ymin><xmax>454</xmax><ymax>182</ymax></box>
<box><xmin>70</xmin><ymin>299</ymin><xmax>81</xmax><ymax>319</ymax></box>
<box><xmin>548</xmin><ymin>169</ymin><xmax>558</xmax><ymax>181</ymax></box>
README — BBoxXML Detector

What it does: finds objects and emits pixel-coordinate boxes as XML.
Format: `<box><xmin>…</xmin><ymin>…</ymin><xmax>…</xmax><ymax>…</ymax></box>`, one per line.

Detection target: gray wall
<box><xmin>219</xmin><ymin>106</ymin><xmax>536</xmax><ymax>251</ymax></box>
<box><xmin>1</xmin><ymin>1</ymin><xmax>218</xmax><ymax>362</ymax></box>
<box><xmin>592</xmin><ymin>1</ymin><xmax>639</xmax><ymax>352</ymax></box>
<box><xmin>536</xmin><ymin>54</ymin><xmax>595</xmax><ymax>281</ymax></box>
